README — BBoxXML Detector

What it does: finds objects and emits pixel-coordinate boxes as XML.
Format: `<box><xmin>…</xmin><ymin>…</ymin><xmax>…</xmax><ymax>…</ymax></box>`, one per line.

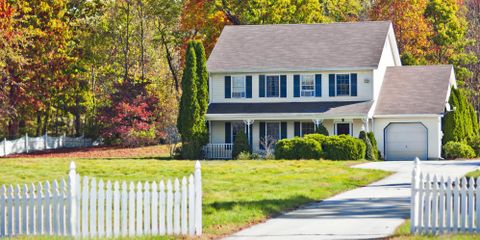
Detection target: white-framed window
<box><xmin>266</xmin><ymin>75</ymin><xmax>280</xmax><ymax>97</ymax></box>
<box><xmin>335</xmin><ymin>122</ymin><xmax>352</xmax><ymax>136</ymax></box>
<box><xmin>232</xmin><ymin>76</ymin><xmax>246</xmax><ymax>98</ymax></box>
<box><xmin>336</xmin><ymin>74</ymin><xmax>350</xmax><ymax>96</ymax></box>
<box><xmin>301</xmin><ymin>122</ymin><xmax>315</xmax><ymax>136</ymax></box>
<box><xmin>301</xmin><ymin>75</ymin><xmax>315</xmax><ymax>97</ymax></box>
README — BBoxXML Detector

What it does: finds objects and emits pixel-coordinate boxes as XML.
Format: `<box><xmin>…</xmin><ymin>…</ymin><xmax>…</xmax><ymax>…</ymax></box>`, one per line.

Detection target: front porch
<box><xmin>204</xmin><ymin>118</ymin><xmax>371</xmax><ymax>159</ymax></box>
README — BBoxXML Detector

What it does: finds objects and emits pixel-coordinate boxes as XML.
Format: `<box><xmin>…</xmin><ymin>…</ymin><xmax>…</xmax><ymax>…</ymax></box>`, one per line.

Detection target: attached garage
<box><xmin>384</xmin><ymin>123</ymin><xmax>428</xmax><ymax>160</ymax></box>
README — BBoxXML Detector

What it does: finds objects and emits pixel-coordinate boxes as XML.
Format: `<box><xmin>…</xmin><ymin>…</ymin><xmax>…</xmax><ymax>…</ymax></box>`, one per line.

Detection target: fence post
<box><xmin>25</xmin><ymin>133</ymin><xmax>29</xmax><ymax>154</ymax></box>
<box><xmin>411</xmin><ymin>157</ymin><xmax>421</xmax><ymax>234</ymax></box>
<box><xmin>194</xmin><ymin>161</ymin><xmax>202</xmax><ymax>235</ymax></box>
<box><xmin>44</xmin><ymin>133</ymin><xmax>48</xmax><ymax>150</ymax></box>
<box><xmin>68</xmin><ymin>162</ymin><xmax>77</xmax><ymax>237</ymax></box>
<box><xmin>2</xmin><ymin>138</ymin><xmax>6</xmax><ymax>157</ymax></box>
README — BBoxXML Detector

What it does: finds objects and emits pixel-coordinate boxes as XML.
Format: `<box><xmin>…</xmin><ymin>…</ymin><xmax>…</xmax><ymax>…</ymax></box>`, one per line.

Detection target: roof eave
<box><xmin>207</xmin><ymin>66</ymin><xmax>378</xmax><ymax>74</ymax></box>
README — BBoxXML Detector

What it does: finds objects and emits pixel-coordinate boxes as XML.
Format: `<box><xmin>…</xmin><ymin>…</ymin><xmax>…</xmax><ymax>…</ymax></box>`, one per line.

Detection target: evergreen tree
<box><xmin>315</xmin><ymin>123</ymin><xmax>329</xmax><ymax>136</ymax></box>
<box><xmin>193</xmin><ymin>41</ymin><xmax>209</xmax><ymax>117</ymax></box>
<box><xmin>367</xmin><ymin>131</ymin><xmax>380</xmax><ymax>159</ymax></box>
<box><xmin>359</xmin><ymin>131</ymin><xmax>375</xmax><ymax>160</ymax></box>
<box><xmin>232</xmin><ymin>130</ymin><xmax>250</xmax><ymax>158</ymax></box>
<box><xmin>444</xmin><ymin>87</ymin><xmax>479</xmax><ymax>143</ymax></box>
<box><xmin>177</xmin><ymin>43</ymin><xmax>199</xmax><ymax>143</ymax></box>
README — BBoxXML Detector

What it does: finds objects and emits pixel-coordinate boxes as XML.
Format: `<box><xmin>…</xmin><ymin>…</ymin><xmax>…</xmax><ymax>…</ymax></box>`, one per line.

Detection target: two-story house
<box><xmin>204</xmin><ymin>21</ymin><xmax>456</xmax><ymax>160</ymax></box>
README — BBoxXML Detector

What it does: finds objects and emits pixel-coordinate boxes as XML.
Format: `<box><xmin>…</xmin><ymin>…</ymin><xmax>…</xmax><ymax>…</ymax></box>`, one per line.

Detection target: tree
<box><xmin>315</xmin><ymin>123</ymin><xmax>329</xmax><ymax>136</ymax></box>
<box><xmin>193</xmin><ymin>41</ymin><xmax>209</xmax><ymax>117</ymax></box>
<box><xmin>444</xmin><ymin>87</ymin><xmax>479</xmax><ymax>143</ymax></box>
<box><xmin>359</xmin><ymin>130</ymin><xmax>375</xmax><ymax>160</ymax></box>
<box><xmin>464</xmin><ymin>0</ymin><xmax>480</xmax><ymax>114</ymax></box>
<box><xmin>232</xmin><ymin>130</ymin><xmax>250</xmax><ymax>158</ymax></box>
<box><xmin>425</xmin><ymin>0</ymin><xmax>477</xmax><ymax>82</ymax></box>
<box><xmin>370</xmin><ymin>0</ymin><xmax>433</xmax><ymax>65</ymax></box>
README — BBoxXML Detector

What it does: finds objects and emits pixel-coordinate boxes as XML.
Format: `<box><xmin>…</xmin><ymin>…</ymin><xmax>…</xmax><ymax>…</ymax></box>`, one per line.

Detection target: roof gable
<box><xmin>374</xmin><ymin>65</ymin><xmax>454</xmax><ymax>116</ymax></box>
<box><xmin>207</xmin><ymin>21</ymin><xmax>392</xmax><ymax>73</ymax></box>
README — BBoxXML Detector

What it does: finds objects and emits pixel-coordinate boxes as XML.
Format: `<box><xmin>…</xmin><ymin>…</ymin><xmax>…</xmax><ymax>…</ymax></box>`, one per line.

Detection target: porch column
<box><xmin>362</xmin><ymin>118</ymin><xmax>369</xmax><ymax>132</ymax></box>
<box><xmin>208</xmin><ymin>121</ymin><xmax>212</xmax><ymax>143</ymax></box>
<box><xmin>243</xmin><ymin>119</ymin><xmax>254</xmax><ymax>149</ymax></box>
<box><xmin>312</xmin><ymin>119</ymin><xmax>323</xmax><ymax>131</ymax></box>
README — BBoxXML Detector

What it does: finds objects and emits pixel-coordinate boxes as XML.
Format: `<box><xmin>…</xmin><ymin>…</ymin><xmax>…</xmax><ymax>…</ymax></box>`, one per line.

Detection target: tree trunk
<box><xmin>161</xmin><ymin>33</ymin><xmax>180</xmax><ymax>94</ymax></box>
<box><xmin>124</xmin><ymin>0</ymin><xmax>131</xmax><ymax>82</ymax></box>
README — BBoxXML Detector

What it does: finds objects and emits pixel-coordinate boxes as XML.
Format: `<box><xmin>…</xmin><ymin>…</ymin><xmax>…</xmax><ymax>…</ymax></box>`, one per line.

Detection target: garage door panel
<box><xmin>385</xmin><ymin>123</ymin><xmax>427</xmax><ymax>161</ymax></box>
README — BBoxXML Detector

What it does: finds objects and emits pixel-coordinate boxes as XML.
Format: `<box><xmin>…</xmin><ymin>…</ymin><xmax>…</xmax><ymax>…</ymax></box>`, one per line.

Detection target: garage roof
<box><xmin>375</xmin><ymin>65</ymin><xmax>454</xmax><ymax>115</ymax></box>
<box><xmin>207</xmin><ymin>101</ymin><xmax>373</xmax><ymax>116</ymax></box>
<box><xmin>207</xmin><ymin>21</ymin><xmax>392</xmax><ymax>73</ymax></box>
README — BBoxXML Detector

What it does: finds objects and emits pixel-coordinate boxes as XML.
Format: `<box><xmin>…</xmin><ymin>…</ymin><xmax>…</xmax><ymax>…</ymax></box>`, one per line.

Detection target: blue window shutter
<box><xmin>259</xmin><ymin>122</ymin><xmax>265</xmax><ymax>149</ymax></box>
<box><xmin>259</xmin><ymin>75</ymin><xmax>265</xmax><ymax>97</ymax></box>
<box><xmin>294</xmin><ymin>122</ymin><xmax>300</xmax><ymax>137</ymax></box>
<box><xmin>225</xmin><ymin>122</ymin><xmax>231</xmax><ymax>143</ymax></box>
<box><xmin>329</xmin><ymin>74</ymin><xmax>335</xmax><ymax>97</ymax></box>
<box><xmin>246</xmin><ymin>76</ymin><xmax>252</xmax><ymax>98</ymax></box>
<box><xmin>315</xmin><ymin>74</ymin><xmax>322</xmax><ymax>97</ymax></box>
<box><xmin>225</xmin><ymin>76</ymin><xmax>231</xmax><ymax>98</ymax></box>
<box><xmin>294</xmin><ymin>75</ymin><xmax>300</xmax><ymax>97</ymax></box>
<box><xmin>280</xmin><ymin>75</ymin><xmax>287</xmax><ymax>98</ymax></box>
<box><xmin>281</xmin><ymin>122</ymin><xmax>287</xmax><ymax>139</ymax></box>
<box><xmin>351</xmin><ymin>73</ymin><xmax>357</xmax><ymax>96</ymax></box>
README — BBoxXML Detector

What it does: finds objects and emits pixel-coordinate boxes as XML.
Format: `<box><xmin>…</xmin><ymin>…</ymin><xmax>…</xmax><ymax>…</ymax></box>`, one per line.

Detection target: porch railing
<box><xmin>203</xmin><ymin>144</ymin><xmax>233</xmax><ymax>159</ymax></box>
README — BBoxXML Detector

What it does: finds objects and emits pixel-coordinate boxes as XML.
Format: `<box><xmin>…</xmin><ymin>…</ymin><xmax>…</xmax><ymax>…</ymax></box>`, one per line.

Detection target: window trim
<box><xmin>231</xmin><ymin>75</ymin><xmax>246</xmax><ymax>98</ymax></box>
<box><xmin>300</xmin><ymin>74</ymin><xmax>316</xmax><ymax>97</ymax></box>
<box><xmin>334</xmin><ymin>121</ymin><xmax>353</xmax><ymax>136</ymax></box>
<box><xmin>265</xmin><ymin>75</ymin><xmax>281</xmax><ymax>98</ymax></box>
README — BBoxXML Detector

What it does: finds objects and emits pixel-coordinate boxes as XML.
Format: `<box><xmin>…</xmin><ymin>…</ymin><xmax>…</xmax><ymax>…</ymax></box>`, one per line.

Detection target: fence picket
<box><xmin>28</xmin><ymin>183</ymin><xmax>35</xmax><ymax>235</ymax></box>
<box><xmin>181</xmin><ymin>177</ymin><xmax>187</xmax><ymax>235</ymax></box>
<box><xmin>159</xmin><ymin>180</ymin><xmax>166</xmax><ymax>235</ymax></box>
<box><xmin>174</xmin><ymin>178</ymin><xmax>180</xmax><ymax>235</ymax></box>
<box><xmin>121</xmin><ymin>181</ymin><xmax>128</xmax><ymax>237</ymax></box>
<box><xmin>166</xmin><ymin>180</ymin><xmax>173</xmax><ymax>235</ymax></box>
<box><xmin>14</xmin><ymin>185</ymin><xmax>20</xmax><ymax>235</ymax></box>
<box><xmin>60</xmin><ymin>179</ymin><xmax>66</xmax><ymax>235</ymax></box>
<box><xmin>438</xmin><ymin>176</ymin><xmax>445</xmax><ymax>234</ymax></box>
<box><xmin>144</xmin><ymin>182</ymin><xmax>150</xmax><ymax>235</ymax></box>
<box><xmin>106</xmin><ymin>181</ymin><xmax>112</xmax><ymax>238</ymax></box>
<box><xmin>446</xmin><ymin>177</ymin><xmax>453</xmax><ymax>232</ymax></box>
<box><xmin>36</xmin><ymin>183</ymin><xmax>43</xmax><ymax>235</ymax></box>
<box><xmin>90</xmin><ymin>178</ymin><xmax>97</xmax><ymax>237</ymax></box>
<box><xmin>151</xmin><ymin>182</ymin><xmax>158</xmax><ymax>235</ymax></box>
<box><xmin>423</xmin><ymin>174</ymin><xmax>430</xmax><ymax>234</ymax></box>
<box><xmin>44</xmin><ymin>181</ymin><xmax>51</xmax><ymax>235</ymax></box>
<box><xmin>453</xmin><ymin>177</ymin><xmax>460</xmax><ymax>232</ymax></box>
<box><xmin>468</xmin><ymin>177</ymin><xmax>474</xmax><ymax>232</ymax></box>
<box><xmin>113</xmin><ymin>181</ymin><xmax>120</xmax><ymax>237</ymax></box>
<box><xmin>6</xmin><ymin>185</ymin><xmax>13</xmax><ymax>236</ymax></box>
<box><xmin>52</xmin><ymin>180</ymin><xmax>59</xmax><ymax>235</ymax></box>
<box><xmin>418</xmin><ymin>172</ymin><xmax>424</xmax><ymax>233</ymax></box>
<box><xmin>461</xmin><ymin>177</ymin><xmax>467</xmax><ymax>232</ymax></box>
<box><xmin>432</xmin><ymin>175</ymin><xmax>438</xmax><ymax>235</ymax></box>
<box><xmin>195</xmin><ymin>161</ymin><xmax>202</xmax><ymax>235</ymax></box>
<box><xmin>188</xmin><ymin>175</ymin><xmax>195</xmax><ymax>236</ymax></box>
<box><xmin>82</xmin><ymin>176</ymin><xmax>89</xmax><ymax>237</ymax></box>
<box><xmin>476</xmin><ymin>178</ymin><xmax>480</xmax><ymax>233</ymax></box>
<box><xmin>136</xmin><ymin>182</ymin><xmax>143</xmax><ymax>235</ymax></box>
<box><xmin>128</xmin><ymin>182</ymin><xmax>135</xmax><ymax>237</ymax></box>
<box><xmin>21</xmin><ymin>184</ymin><xmax>28</xmax><ymax>235</ymax></box>
<box><xmin>98</xmin><ymin>180</ymin><xmax>105</xmax><ymax>237</ymax></box>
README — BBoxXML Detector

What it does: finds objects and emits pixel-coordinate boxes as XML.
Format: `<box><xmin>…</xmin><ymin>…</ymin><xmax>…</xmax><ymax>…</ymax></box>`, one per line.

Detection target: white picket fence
<box><xmin>1</xmin><ymin>134</ymin><xmax>94</xmax><ymax>157</ymax></box>
<box><xmin>0</xmin><ymin>161</ymin><xmax>202</xmax><ymax>238</ymax></box>
<box><xmin>411</xmin><ymin>158</ymin><xmax>480</xmax><ymax>234</ymax></box>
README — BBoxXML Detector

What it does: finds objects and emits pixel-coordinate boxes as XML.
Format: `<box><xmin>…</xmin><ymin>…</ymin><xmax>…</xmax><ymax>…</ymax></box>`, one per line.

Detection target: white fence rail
<box><xmin>203</xmin><ymin>143</ymin><xmax>233</xmax><ymax>159</ymax></box>
<box><xmin>1</xmin><ymin>134</ymin><xmax>93</xmax><ymax>157</ymax></box>
<box><xmin>411</xmin><ymin>158</ymin><xmax>480</xmax><ymax>234</ymax></box>
<box><xmin>0</xmin><ymin>161</ymin><xmax>202</xmax><ymax>238</ymax></box>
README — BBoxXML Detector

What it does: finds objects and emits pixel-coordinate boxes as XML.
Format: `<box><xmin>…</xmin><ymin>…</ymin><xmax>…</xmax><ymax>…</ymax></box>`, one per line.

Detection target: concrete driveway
<box><xmin>225</xmin><ymin>160</ymin><xmax>480</xmax><ymax>240</ymax></box>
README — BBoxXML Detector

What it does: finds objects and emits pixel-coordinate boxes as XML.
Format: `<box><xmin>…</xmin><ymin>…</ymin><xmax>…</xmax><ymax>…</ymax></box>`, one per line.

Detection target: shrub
<box><xmin>304</xmin><ymin>133</ymin><xmax>328</xmax><ymax>144</ymax></box>
<box><xmin>468</xmin><ymin>136</ymin><xmax>480</xmax><ymax>156</ymax></box>
<box><xmin>275</xmin><ymin>137</ymin><xmax>322</xmax><ymax>159</ymax></box>
<box><xmin>232</xmin><ymin>131</ymin><xmax>250</xmax><ymax>158</ymax></box>
<box><xmin>359</xmin><ymin>131</ymin><xmax>375</xmax><ymax>160</ymax></box>
<box><xmin>367</xmin><ymin>131</ymin><xmax>381</xmax><ymax>160</ymax></box>
<box><xmin>443</xmin><ymin>141</ymin><xmax>476</xmax><ymax>159</ymax></box>
<box><xmin>322</xmin><ymin>135</ymin><xmax>366</xmax><ymax>160</ymax></box>
<box><xmin>236</xmin><ymin>151</ymin><xmax>261</xmax><ymax>160</ymax></box>
<box><xmin>315</xmin><ymin>123</ymin><xmax>329</xmax><ymax>136</ymax></box>
<box><xmin>181</xmin><ymin>141</ymin><xmax>204</xmax><ymax>159</ymax></box>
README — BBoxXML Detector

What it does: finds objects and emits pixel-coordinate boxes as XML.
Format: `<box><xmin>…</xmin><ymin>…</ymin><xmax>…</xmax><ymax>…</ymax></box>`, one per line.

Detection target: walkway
<box><xmin>225</xmin><ymin>160</ymin><xmax>480</xmax><ymax>240</ymax></box>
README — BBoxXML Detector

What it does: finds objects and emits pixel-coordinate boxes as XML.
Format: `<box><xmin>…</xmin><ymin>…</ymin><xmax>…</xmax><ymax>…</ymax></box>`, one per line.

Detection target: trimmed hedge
<box><xmin>468</xmin><ymin>136</ymin><xmax>480</xmax><ymax>156</ymax></box>
<box><xmin>275</xmin><ymin>137</ymin><xmax>322</xmax><ymax>159</ymax></box>
<box><xmin>322</xmin><ymin>135</ymin><xmax>366</xmax><ymax>160</ymax></box>
<box><xmin>443</xmin><ymin>141</ymin><xmax>476</xmax><ymax>159</ymax></box>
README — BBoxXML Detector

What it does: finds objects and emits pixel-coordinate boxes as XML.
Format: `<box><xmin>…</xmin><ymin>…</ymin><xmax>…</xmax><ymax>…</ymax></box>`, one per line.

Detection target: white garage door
<box><xmin>385</xmin><ymin>123</ymin><xmax>427</xmax><ymax>161</ymax></box>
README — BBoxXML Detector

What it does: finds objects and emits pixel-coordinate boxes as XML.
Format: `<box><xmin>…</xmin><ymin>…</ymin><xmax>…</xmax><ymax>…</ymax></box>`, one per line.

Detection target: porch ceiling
<box><xmin>206</xmin><ymin>101</ymin><xmax>373</xmax><ymax>120</ymax></box>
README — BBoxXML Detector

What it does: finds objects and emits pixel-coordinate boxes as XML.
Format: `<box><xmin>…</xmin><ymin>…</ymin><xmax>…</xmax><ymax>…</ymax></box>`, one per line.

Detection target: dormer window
<box><xmin>301</xmin><ymin>75</ymin><xmax>315</xmax><ymax>97</ymax></box>
<box><xmin>232</xmin><ymin>76</ymin><xmax>246</xmax><ymax>98</ymax></box>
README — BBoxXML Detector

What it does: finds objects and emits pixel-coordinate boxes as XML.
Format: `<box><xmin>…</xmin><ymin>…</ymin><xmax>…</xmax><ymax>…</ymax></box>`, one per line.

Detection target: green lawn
<box><xmin>390</xmin><ymin>220</ymin><xmax>480</xmax><ymax>239</ymax></box>
<box><xmin>0</xmin><ymin>158</ymin><xmax>389</xmax><ymax>239</ymax></box>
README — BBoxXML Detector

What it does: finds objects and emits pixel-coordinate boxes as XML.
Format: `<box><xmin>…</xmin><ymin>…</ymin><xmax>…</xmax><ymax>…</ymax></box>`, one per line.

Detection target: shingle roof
<box><xmin>374</xmin><ymin>65</ymin><xmax>453</xmax><ymax>115</ymax></box>
<box><xmin>207</xmin><ymin>21</ymin><xmax>392</xmax><ymax>73</ymax></box>
<box><xmin>207</xmin><ymin>101</ymin><xmax>373</xmax><ymax>116</ymax></box>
